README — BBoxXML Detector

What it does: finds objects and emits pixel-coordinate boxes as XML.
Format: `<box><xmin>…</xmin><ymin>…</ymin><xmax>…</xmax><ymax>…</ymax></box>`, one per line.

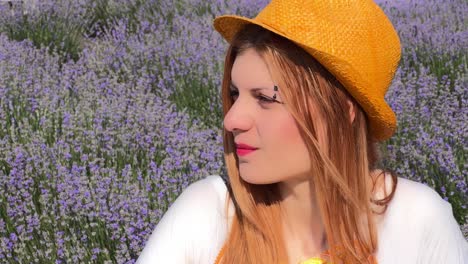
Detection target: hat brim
<box><xmin>213</xmin><ymin>15</ymin><xmax>397</xmax><ymax>141</ymax></box>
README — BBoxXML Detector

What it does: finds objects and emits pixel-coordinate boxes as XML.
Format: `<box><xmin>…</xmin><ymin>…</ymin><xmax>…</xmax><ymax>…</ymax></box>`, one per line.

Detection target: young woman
<box><xmin>136</xmin><ymin>1</ymin><xmax>468</xmax><ymax>263</ymax></box>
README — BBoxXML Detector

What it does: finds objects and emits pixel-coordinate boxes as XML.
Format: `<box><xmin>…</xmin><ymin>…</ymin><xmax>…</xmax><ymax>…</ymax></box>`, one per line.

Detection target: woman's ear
<box><xmin>347</xmin><ymin>99</ymin><xmax>356</xmax><ymax>124</ymax></box>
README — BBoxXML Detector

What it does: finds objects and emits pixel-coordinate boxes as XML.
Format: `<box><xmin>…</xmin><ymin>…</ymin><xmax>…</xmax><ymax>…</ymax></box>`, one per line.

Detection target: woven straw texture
<box><xmin>213</xmin><ymin>0</ymin><xmax>401</xmax><ymax>141</ymax></box>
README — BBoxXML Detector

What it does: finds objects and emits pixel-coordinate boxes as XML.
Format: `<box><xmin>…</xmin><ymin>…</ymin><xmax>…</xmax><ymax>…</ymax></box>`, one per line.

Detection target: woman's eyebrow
<box><xmin>229</xmin><ymin>82</ymin><xmax>269</xmax><ymax>92</ymax></box>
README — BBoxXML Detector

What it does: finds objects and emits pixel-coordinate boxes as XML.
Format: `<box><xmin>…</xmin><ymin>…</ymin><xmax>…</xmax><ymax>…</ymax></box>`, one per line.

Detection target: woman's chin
<box><xmin>239</xmin><ymin>173</ymin><xmax>276</xmax><ymax>185</ymax></box>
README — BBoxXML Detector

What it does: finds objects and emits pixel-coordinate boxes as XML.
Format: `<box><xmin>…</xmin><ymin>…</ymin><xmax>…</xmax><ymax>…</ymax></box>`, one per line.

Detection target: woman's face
<box><xmin>224</xmin><ymin>48</ymin><xmax>325</xmax><ymax>184</ymax></box>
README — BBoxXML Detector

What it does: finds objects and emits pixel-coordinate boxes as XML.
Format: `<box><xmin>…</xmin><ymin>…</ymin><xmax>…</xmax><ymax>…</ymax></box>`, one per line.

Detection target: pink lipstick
<box><xmin>235</xmin><ymin>143</ymin><xmax>258</xmax><ymax>156</ymax></box>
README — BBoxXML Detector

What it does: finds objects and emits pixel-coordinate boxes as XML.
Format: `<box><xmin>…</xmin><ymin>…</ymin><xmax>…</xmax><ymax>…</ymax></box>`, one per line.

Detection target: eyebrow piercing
<box><xmin>273</xmin><ymin>85</ymin><xmax>278</xmax><ymax>100</ymax></box>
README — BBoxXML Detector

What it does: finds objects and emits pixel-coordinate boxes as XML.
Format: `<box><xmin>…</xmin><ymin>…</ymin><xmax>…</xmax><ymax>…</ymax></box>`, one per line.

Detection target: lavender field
<box><xmin>0</xmin><ymin>0</ymin><xmax>466</xmax><ymax>263</ymax></box>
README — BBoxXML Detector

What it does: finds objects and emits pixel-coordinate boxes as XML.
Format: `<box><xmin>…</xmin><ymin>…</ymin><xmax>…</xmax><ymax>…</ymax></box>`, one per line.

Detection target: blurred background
<box><xmin>0</xmin><ymin>0</ymin><xmax>466</xmax><ymax>263</ymax></box>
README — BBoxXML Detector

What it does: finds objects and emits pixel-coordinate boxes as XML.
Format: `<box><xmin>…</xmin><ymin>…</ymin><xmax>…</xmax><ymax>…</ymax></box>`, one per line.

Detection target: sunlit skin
<box><xmin>224</xmin><ymin>48</ymin><xmax>314</xmax><ymax>186</ymax></box>
<box><xmin>223</xmin><ymin>48</ymin><xmax>373</xmax><ymax>262</ymax></box>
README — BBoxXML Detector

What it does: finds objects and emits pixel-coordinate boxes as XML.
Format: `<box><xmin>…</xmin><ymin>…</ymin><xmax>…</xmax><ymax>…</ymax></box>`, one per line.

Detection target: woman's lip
<box><xmin>235</xmin><ymin>143</ymin><xmax>257</xmax><ymax>149</ymax></box>
<box><xmin>236</xmin><ymin>148</ymin><xmax>257</xmax><ymax>156</ymax></box>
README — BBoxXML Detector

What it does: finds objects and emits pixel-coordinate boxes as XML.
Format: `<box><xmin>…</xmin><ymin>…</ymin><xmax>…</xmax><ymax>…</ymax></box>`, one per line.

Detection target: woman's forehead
<box><xmin>231</xmin><ymin>49</ymin><xmax>274</xmax><ymax>90</ymax></box>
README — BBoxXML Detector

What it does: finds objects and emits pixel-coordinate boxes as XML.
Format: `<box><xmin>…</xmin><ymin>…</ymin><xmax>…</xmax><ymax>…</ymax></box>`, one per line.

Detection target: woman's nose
<box><xmin>223</xmin><ymin>101</ymin><xmax>253</xmax><ymax>133</ymax></box>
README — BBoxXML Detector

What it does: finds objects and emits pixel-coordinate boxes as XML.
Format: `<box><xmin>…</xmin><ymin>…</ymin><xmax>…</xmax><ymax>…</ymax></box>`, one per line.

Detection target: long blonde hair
<box><xmin>218</xmin><ymin>24</ymin><xmax>398</xmax><ymax>264</ymax></box>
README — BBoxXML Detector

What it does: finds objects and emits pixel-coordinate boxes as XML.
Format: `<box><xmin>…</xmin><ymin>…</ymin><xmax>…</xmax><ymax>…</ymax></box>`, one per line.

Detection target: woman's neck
<box><xmin>277</xmin><ymin>169</ymin><xmax>387</xmax><ymax>263</ymax></box>
<box><xmin>278</xmin><ymin>177</ymin><xmax>328</xmax><ymax>263</ymax></box>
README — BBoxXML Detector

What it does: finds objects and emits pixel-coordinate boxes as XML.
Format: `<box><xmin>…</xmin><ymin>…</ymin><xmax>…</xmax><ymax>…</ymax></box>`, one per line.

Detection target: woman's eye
<box><xmin>229</xmin><ymin>90</ymin><xmax>275</xmax><ymax>104</ymax></box>
<box><xmin>257</xmin><ymin>94</ymin><xmax>275</xmax><ymax>103</ymax></box>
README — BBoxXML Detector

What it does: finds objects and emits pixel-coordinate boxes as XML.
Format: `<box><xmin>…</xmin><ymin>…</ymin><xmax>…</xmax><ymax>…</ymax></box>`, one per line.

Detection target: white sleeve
<box><xmin>418</xmin><ymin>198</ymin><xmax>468</xmax><ymax>263</ymax></box>
<box><xmin>136</xmin><ymin>176</ymin><xmax>226</xmax><ymax>264</ymax></box>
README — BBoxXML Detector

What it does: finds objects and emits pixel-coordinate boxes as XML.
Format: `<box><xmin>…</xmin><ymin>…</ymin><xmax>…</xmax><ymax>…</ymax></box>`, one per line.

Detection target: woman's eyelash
<box><xmin>229</xmin><ymin>90</ymin><xmax>275</xmax><ymax>103</ymax></box>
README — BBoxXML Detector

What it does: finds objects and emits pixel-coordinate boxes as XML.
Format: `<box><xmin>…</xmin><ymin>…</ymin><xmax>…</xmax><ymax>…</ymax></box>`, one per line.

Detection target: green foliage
<box><xmin>0</xmin><ymin>0</ymin><xmax>157</xmax><ymax>63</ymax></box>
<box><xmin>84</xmin><ymin>0</ymin><xmax>146</xmax><ymax>37</ymax></box>
<box><xmin>1</xmin><ymin>12</ymin><xmax>83</xmax><ymax>63</ymax></box>
<box><xmin>169</xmin><ymin>72</ymin><xmax>223</xmax><ymax>130</ymax></box>
<box><xmin>401</xmin><ymin>46</ymin><xmax>467</xmax><ymax>86</ymax></box>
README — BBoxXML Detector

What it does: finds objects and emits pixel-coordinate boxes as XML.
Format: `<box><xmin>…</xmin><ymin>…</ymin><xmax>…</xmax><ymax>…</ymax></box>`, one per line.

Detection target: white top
<box><xmin>136</xmin><ymin>174</ymin><xmax>468</xmax><ymax>264</ymax></box>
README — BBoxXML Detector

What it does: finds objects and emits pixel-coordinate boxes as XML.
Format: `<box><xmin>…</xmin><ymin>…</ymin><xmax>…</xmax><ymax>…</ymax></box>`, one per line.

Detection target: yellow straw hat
<box><xmin>213</xmin><ymin>0</ymin><xmax>401</xmax><ymax>141</ymax></box>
